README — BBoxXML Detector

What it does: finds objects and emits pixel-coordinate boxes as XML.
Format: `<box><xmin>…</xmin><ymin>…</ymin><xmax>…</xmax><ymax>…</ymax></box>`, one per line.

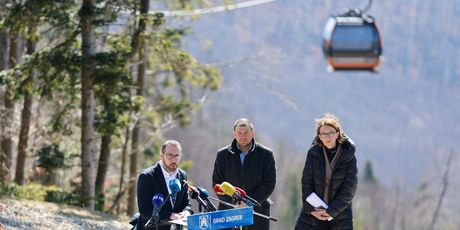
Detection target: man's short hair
<box><xmin>161</xmin><ymin>139</ymin><xmax>182</xmax><ymax>154</ymax></box>
<box><xmin>233</xmin><ymin>118</ymin><xmax>255</xmax><ymax>131</ymax></box>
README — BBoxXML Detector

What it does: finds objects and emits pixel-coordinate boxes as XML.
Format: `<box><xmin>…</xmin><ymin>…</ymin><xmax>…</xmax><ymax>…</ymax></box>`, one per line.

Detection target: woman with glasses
<box><xmin>295</xmin><ymin>113</ymin><xmax>358</xmax><ymax>230</ymax></box>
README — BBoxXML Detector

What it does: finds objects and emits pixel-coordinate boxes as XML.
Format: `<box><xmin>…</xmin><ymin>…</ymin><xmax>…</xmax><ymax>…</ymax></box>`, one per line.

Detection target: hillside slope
<box><xmin>0</xmin><ymin>199</ymin><xmax>131</xmax><ymax>230</ymax></box>
<box><xmin>162</xmin><ymin>1</ymin><xmax>460</xmax><ymax>228</ymax></box>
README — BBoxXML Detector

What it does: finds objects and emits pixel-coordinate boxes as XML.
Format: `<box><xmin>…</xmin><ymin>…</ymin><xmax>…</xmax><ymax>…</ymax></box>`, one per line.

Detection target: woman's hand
<box><xmin>310</xmin><ymin>208</ymin><xmax>331</xmax><ymax>221</ymax></box>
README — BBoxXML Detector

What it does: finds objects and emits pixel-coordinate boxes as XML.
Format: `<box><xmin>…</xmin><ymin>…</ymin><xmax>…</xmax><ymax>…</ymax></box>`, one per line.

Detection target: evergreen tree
<box><xmin>363</xmin><ymin>160</ymin><xmax>377</xmax><ymax>184</ymax></box>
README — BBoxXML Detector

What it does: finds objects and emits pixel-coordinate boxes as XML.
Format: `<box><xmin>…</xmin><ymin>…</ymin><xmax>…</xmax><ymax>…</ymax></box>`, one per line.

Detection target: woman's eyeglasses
<box><xmin>318</xmin><ymin>131</ymin><xmax>337</xmax><ymax>138</ymax></box>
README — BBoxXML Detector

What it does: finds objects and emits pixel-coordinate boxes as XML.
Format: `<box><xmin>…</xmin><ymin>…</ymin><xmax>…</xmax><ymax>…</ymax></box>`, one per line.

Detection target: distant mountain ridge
<box><xmin>175</xmin><ymin>0</ymin><xmax>459</xmax><ymax>186</ymax></box>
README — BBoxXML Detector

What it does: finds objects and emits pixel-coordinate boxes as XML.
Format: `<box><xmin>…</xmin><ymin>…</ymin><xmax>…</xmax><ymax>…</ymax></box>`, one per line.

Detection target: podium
<box><xmin>187</xmin><ymin>207</ymin><xmax>254</xmax><ymax>230</ymax></box>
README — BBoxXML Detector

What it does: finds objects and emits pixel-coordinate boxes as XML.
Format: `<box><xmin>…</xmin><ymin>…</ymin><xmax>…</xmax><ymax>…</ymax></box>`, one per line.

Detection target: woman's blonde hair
<box><xmin>315</xmin><ymin>113</ymin><xmax>346</xmax><ymax>147</ymax></box>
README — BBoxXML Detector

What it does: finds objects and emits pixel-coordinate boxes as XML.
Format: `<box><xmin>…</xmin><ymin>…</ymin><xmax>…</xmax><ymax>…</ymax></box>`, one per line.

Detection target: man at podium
<box><xmin>137</xmin><ymin>140</ymin><xmax>193</xmax><ymax>230</ymax></box>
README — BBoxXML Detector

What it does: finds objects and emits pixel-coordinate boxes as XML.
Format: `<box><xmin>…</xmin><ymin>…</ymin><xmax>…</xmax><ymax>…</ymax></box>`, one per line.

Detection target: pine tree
<box><xmin>363</xmin><ymin>160</ymin><xmax>377</xmax><ymax>184</ymax></box>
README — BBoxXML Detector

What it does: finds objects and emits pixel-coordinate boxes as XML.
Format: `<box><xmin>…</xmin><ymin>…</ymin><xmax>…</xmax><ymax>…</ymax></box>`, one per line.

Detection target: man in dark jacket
<box><xmin>212</xmin><ymin>118</ymin><xmax>277</xmax><ymax>230</ymax></box>
<box><xmin>136</xmin><ymin>140</ymin><xmax>193</xmax><ymax>230</ymax></box>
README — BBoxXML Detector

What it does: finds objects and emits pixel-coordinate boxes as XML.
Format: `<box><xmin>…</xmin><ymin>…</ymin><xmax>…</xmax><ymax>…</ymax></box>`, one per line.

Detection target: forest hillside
<box><xmin>0</xmin><ymin>0</ymin><xmax>458</xmax><ymax>229</ymax></box>
<box><xmin>165</xmin><ymin>0</ymin><xmax>460</xmax><ymax>229</ymax></box>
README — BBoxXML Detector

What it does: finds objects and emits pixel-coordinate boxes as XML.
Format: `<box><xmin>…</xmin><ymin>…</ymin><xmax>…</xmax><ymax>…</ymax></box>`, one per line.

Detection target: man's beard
<box><xmin>166</xmin><ymin>163</ymin><xmax>177</xmax><ymax>171</ymax></box>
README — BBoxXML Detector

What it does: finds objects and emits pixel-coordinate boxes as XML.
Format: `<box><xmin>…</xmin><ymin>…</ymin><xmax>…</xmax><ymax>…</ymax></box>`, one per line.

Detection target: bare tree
<box><xmin>429</xmin><ymin>151</ymin><xmax>454</xmax><ymax>230</ymax></box>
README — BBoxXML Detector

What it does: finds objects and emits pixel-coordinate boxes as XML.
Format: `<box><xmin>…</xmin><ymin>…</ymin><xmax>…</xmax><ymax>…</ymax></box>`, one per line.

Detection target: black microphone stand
<box><xmin>208</xmin><ymin>196</ymin><xmax>278</xmax><ymax>222</ymax></box>
<box><xmin>191</xmin><ymin>190</ymin><xmax>212</xmax><ymax>212</ymax></box>
<box><xmin>182</xmin><ymin>180</ymin><xmax>213</xmax><ymax>213</ymax></box>
<box><xmin>145</xmin><ymin>193</ymin><xmax>171</xmax><ymax>230</ymax></box>
<box><xmin>242</xmin><ymin>195</ymin><xmax>262</xmax><ymax>207</ymax></box>
<box><xmin>202</xmin><ymin>198</ymin><xmax>217</xmax><ymax>212</ymax></box>
<box><xmin>194</xmin><ymin>193</ymin><xmax>211</xmax><ymax>212</ymax></box>
<box><xmin>196</xmin><ymin>187</ymin><xmax>217</xmax><ymax>212</ymax></box>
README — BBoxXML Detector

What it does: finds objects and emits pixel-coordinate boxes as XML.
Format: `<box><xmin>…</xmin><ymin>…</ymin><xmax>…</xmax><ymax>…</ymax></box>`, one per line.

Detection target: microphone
<box><xmin>220</xmin><ymin>182</ymin><xmax>262</xmax><ymax>207</ymax></box>
<box><xmin>220</xmin><ymin>182</ymin><xmax>243</xmax><ymax>202</ymax></box>
<box><xmin>152</xmin><ymin>193</ymin><xmax>165</xmax><ymax>217</ymax></box>
<box><xmin>144</xmin><ymin>193</ymin><xmax>164</xmax><ymax>228</ymax></box>
<box><xmin>234</xmin><ymin>186</ymin><xmax>262</xmax><ymax>207</ymax></box>
<box><xmin>188</xmin><ymin>185</ymin><xmax>200</xmax><ymax>199</ymax></box>
<box><xmin>182</xmin><ymin>180</ymin><xmax>211</xmax><ymax>212</ymax></box>
<box><xmin>213</xmin><ymin>184</ymin><xmax>226</xmax><ymax>196</ymax></box>
<box><xmin>196</xmin><ymin>187</ymin><xmax>217</xmax><ymax>211</ymax></box>
<box><xmin>169</xmin><ymin>178</ymin><xmax>181</xmax><ymax>205</ymax></box>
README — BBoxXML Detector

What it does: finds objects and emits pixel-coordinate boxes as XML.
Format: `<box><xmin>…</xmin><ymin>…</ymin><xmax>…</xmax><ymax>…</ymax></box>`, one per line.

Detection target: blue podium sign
<box><xmin>187</xmin><ymin>207</ymin><xmax>253</xmax><ymax>230</ymax></box>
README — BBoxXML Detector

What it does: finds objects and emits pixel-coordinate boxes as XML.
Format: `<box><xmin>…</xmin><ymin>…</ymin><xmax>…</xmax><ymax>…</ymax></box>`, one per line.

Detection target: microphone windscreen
<box><xmin>197</xmin><ymin>187</ymin><xmax>209</xmax><ymax>198</ymax></box>
<box><xmin>169</xmin><ymin>179</ymin><xmax>181</xmax><ymax>193</ymax></box>
<box><xmin>189</xmin><ymin>185</ymin><xmax>198</xmax><ymax>193</ymax></box>
<box><xmin>213</xmin><ymin>184</ymin><xmax>225</xmax><ymax>195</ymax></box>
<box><xmin>152</xmin><ymin>193</ymin><xmax>164</xmax><ymax>206</ymax></box>
<box><xmin>235</xmin><ymin>187</ymin><xmax>246</xmax><ymax>197</ymax></box>
<box><xmin>220</xmin><ymin>182</ymin><xmax>236</xmax><ymax>196</ymax></box>
<box><xmin>189</xmin><ymin>185</ymin><xmax>200</xmax><ymax>199</ymax></box>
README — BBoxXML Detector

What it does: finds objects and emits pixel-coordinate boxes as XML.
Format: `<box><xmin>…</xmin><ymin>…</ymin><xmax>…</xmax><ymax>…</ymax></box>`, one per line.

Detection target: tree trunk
<box><xmin>127</xmin><ymin>116</ymin><xmax>139</xmax><ymax>215</ymax></box>
<box><xmin>0</xmin><ymin>29</ymin><xmax>7</xmax><ymax>70</ymax></box>
<box><xmin>128</xmin><ymin>0</ymin><xmax>150</xmax><ymax>59</ymax></box>
<box><xmin>15</xmin><ymin>94</ymin><xmax>33</xmax><ymax>185</ymax></box>
<box><xmin>0</xmin><ymin>20</ymin><xmax>8</xmax><ymax>185</ymax></box>
<box><xmin>128</xmin><ymin>46</ymin><xmax>147</xmax><ymax>215</ymax></box>
<box><xmin>95</xmin><ymin>133</ymin><xmax>111</xmax><ymax>211</ymax></box>
<box><xmin>15</xmin><ymin>6</ymin><xmax>37</xmax><ymax>184</ymax></box>
<box><xmin>80</xmin><ymin>0</ymin><xmax>96</xmax><ymax>210</ymax></box>
<box><xmin>1</xmin><ymin>32</ymin><xmax>19</xmax><ymax>184</ymax></box>
<box><xmin>429</xmin><ymin>151</ymin><xmax>454</xmax><ymax>230</ymax></box>
<box><xmin>127</xmin><ymin>0</ymin><xmax>149</xmax><ymax>216</ymax></box>
<box><xmin>112</xmin><ymin>127</ymin><xmax>130</xmax><ymax>214</ymax></box>
<box><xmin>1</xmin><ymin>93</ymin><xmax>14</xmax><ymax>184</ymax></box>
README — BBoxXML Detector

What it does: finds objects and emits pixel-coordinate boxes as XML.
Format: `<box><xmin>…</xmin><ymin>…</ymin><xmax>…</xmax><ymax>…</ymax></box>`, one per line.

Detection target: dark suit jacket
<box><xmin>212</xmin><ymin>139</ymin><xmax>276</xmax><ymax>230</ymax></box>
<box><xmin>137</xmin><ymin>162</ymin><xmax>192</xmax><ymax>230</ymax></box>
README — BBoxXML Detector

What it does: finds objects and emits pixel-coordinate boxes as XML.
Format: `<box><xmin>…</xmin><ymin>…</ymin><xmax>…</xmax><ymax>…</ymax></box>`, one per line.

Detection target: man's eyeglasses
<box><xmin>165</xmin><ymin>153</ymin><xmax>182</xmax><ymax>160</ymax></box>
<box><xmin>318</xmin><ymin>131</ymin><xmax>337</xmax><ymax>138</ymax></box>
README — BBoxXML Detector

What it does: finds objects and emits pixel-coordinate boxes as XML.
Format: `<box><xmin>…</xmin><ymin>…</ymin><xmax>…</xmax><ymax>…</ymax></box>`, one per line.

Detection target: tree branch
<box><xmin>429</xmin><ymin>150</ymin><xmax>454</xmax><ymax>230</ymax></box>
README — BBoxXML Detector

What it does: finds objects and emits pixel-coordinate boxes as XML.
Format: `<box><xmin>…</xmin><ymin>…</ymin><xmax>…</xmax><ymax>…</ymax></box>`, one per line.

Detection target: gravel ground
<box><xmin>0</xmin><ymin>199</ymin><xmax>132</xmax><ymax>230</ymax></box>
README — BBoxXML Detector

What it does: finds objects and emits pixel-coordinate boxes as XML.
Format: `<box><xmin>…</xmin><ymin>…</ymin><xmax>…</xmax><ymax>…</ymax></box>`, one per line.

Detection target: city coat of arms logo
<box><xmin>199</xmin><ymin>215</ymin><xmax>210</xmax><ymax>229</ymax></box>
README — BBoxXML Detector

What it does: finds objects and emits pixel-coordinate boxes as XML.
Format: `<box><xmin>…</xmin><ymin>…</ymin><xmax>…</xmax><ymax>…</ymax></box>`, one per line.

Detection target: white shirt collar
<box><xmin>159</xmin><ymin>160</ymin><xmax>179</xmax><ymax>196</ymax></box>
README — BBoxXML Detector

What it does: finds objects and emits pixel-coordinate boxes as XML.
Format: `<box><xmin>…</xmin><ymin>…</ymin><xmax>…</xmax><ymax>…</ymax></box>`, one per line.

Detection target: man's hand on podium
<box><xmin>170</xmin><ymin>210</ymin><xmax>191</xmax><ymax>220</ymax></box>
<box><xmin>236</xmin><ymin>201</ymin><xmax>247</xmax><ymax>208</ymax></box>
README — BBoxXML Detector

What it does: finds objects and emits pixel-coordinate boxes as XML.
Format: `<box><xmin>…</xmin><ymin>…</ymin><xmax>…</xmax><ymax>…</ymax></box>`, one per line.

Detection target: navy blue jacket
<box><xmin>137</xmin><ymin>163</ymin><xmax>192</xmax><ymax>230</ymax></box>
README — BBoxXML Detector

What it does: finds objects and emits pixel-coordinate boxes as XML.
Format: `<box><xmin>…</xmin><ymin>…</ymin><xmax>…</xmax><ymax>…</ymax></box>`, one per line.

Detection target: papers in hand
<box><xmin>306</xmin><ymin>192</ymin><xmax>328</xmax><ymax>209</ymax></box>
<box><xmin>306</xmin><ymin>192</ymin><xmax>333</xmax><ymax>221</ymax></box>
<box><xmin>169</xmin><ymin>217</ymin><xmax>188</xmax><ymax>226</ymax></box>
